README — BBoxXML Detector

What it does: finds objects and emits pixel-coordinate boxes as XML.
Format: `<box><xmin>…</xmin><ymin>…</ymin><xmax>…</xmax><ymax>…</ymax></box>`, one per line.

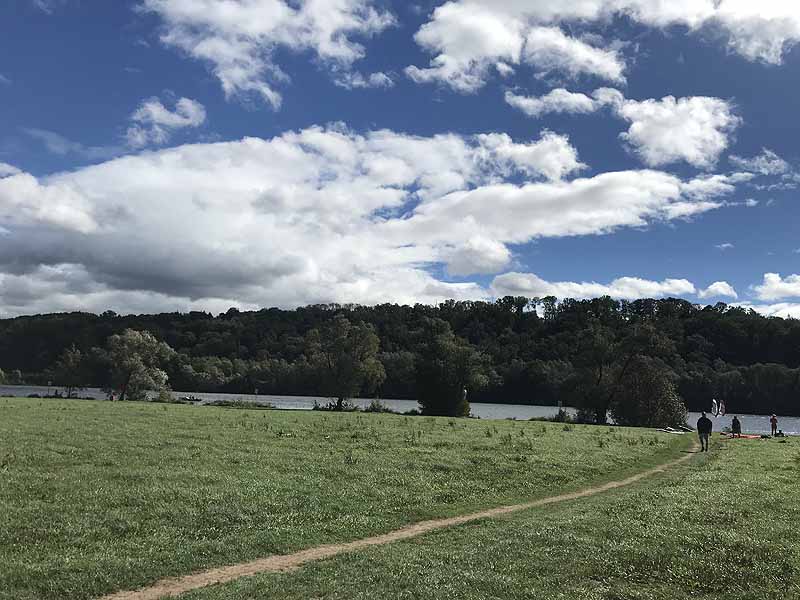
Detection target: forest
<box><xmin>1</xmin><ymin>296</ymin><xmax>799</xmax><ymax>417</ymax></box>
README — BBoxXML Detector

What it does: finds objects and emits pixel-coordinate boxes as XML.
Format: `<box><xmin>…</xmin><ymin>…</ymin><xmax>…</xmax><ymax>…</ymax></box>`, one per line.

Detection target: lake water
<box><xmin>1</xmin><ymin>385</ymin><xmax>796</xmax><ymax>435</ymax></box>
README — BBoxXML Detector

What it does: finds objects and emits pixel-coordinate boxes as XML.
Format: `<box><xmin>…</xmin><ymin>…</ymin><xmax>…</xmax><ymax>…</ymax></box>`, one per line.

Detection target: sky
<box><xmin>1</xmin><ymin>0</ymin><xmax>800</xmax><ymax>318</ymax></box>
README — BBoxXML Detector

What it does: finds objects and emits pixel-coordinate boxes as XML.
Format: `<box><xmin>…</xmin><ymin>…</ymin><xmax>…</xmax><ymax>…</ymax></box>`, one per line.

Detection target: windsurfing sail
<box><xmin>718</xmin><ymin>399</ymin><xmax>726</xmax><ymax>416</ymax></box>
<box><xmin>711</xmin><ymin>398</ymin><xmax>718</xmax><ymax>416</ymax></box>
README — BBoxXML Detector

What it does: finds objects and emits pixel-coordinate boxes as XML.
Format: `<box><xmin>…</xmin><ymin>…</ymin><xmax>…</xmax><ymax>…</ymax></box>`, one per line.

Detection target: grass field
<box><xmin>0</xmin><ymin>398</ymin><xmax>689</xmax><ymax>600</ymax></box>
<box><xmin>179</xmin><ymin>436</ymin><xmax>800</xmax><ymax>600</ymax></box>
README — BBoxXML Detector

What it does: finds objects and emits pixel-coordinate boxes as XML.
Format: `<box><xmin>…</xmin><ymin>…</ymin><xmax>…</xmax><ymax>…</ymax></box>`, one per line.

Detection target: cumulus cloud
<box><xmin>125</xmin><ymin>96</ymin><xmax>207</xmax><ymax>148</ymax></box>
<box><xmin>524</xmin><ymin>26</ymin><xmax>625</xmax><ymax>83</ymax></box>
<box><xmin>406</xmin><ymin>2</ymin><xmax>625</xmax><ymax>92</ymax></box>
<box><xmin>0</xmin><ymin>162</ymin><xmax>21</xmax><ymax>177</ymax></box>
<box><xmin>715</xmin><ymin>242</ymin><xmax>734</xmax><ymax>250</ymax></box>
<box><xmin>730</xmin><ymin>148</ymin><xmax>790</xmax><ymax>175</ymax></box>
<box><xmin>474</xmin><ymin>130</ymin><xmax>585</xmax><ymax>181</ymax></box>
<box><xmin>506</xmin><ymin>89</ymin><xmax>740</xmax><ymax>169</ymax></box>
<box><xmin>0</xmin><ymin>172</ymin><xmax>98</xmax><ymax>233</ymax></box>
<box><xmin>445</xmin><ymin>237</ymin><xmax>512</xmax><ymax>277</ymax></box>
<box><xmin>737</xmin><ymin>302</ymin><xmax>800</xmax><ymax>319</ymax></box>
<box><xmin>408</xmin><ymin>1</ymin><xmax>800</xmax><ymax>93</ymax></box>
<box><xmin>491</xmin><ymin>272</ymin><xmax>696</xmax><ymax>300</ymax></box>
<box><xmin>753</xmin><ymin>273</ymin><xmax>800</xmax><ymax>301</ymax></box>
<box><xmin>699</xmin><ymin>281</ymin><xmax>738</xmax><ymax>299</ymax></box>
<box><xmin>504</xmin><ymin>88</ymin><xmax>597</xmax><ymax>118</ymax></box>
<box><xmin>141</xmin><ymin>0</ymin><xmax>395</xmax><ymax>109</ymax></box>
<box><xmin>0</xmin><ymin>124</ymin><xmax>750</xmax><ymax>315</ymax></box>
<box><xmin>616</xmin><ymin>95</ymin><xmax>740</xmax><ymax>169</ymax></box>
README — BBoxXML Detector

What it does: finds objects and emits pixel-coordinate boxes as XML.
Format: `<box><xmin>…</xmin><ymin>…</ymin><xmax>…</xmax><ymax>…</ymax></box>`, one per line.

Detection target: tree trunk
<box><xmin>120</xmin><ymin>371</ymin><xmax>133</xmax><ymax>401</ymax></box>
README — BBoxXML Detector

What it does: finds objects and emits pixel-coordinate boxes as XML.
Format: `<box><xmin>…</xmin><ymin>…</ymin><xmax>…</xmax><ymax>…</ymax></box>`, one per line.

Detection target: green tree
<box><xmin>610</xmin><ymin>356</ymin><xmax>687</xmax><ymax>428</ymax></box>
<box><xmin>569</xmin><ymin>323</ymin><xmax>618</xmax><ymax>424</ymax></box>
<box><xmin>50</xmin><ymin>344</ymin><xmax>86</xmax><ymax>398</ymax></box>
<box><xmin>305</xmin><ymin>315</ymin><xmax>386</xmax><ymax>410</ymax></box>
<box><xmin>415</xmin><ymin>319</ymin><xmax>487</xmax><ymax>417</ymax></box>
<box><xmin>9</xmin><ymin>369</ymin><xmax>23</xmax><ymax>385</ymax></box>
<box><xmin>572</xmin><ymin>323</ymin><xmax>675</xmax><ymax>424</ymax></box>
<box><xmin>107</xmin><ymin>329</ymin><xmax>175</xmax><ymax>401</ymax></box>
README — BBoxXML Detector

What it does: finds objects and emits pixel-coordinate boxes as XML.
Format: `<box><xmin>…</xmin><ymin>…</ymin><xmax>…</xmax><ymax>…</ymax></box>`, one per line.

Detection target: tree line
<box><xmin>1</xmin><ymin>296</ymin><xmax>799</xmax><ymax>419</ymax></box>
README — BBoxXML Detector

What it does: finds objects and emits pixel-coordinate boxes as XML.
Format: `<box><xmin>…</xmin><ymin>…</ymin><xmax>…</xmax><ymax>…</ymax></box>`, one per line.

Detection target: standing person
<box><xmin>770</xmin><ymin>414</ymin><xmax>778</xmax><ymax>436</ymax></box>
<box><xmin>731</xmin><ymin>416</ymin><xmax>742</xmax><ymax>438</ymax></box>
<box><xmin>697</xmin><ymin>412</ymin><xmax>713</xmax><ymax>452</ymax></box>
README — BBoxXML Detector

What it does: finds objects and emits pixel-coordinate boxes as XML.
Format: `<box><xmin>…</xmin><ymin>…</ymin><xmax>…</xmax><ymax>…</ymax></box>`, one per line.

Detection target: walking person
<box><xmin>731</xmin><ymin>416</ymin><xmax>742</xmax><ymax>438</ymax></box>
<box><xmin>770</xmin><ymin>414</ymin><xmax>778</xmax><ymax>436</ymax></box>
<box><xmin>697</xmin><ymin>412</ymin><xmax>713</xmax><ymax>452</ymax></box>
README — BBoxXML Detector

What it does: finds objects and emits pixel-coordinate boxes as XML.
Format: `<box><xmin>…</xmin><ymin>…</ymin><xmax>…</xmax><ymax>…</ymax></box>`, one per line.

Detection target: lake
<box><xmin>1</xmin><ymin>385</ymin><xmax>796</xmax><ymax>435</ymax></box>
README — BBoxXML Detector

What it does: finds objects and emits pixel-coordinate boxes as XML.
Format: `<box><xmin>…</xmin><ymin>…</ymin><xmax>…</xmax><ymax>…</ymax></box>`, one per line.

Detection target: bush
<box><xmin>363</xmin><ymin>399</ymin><xmax>397</xmax><ymax>414</ymax></box>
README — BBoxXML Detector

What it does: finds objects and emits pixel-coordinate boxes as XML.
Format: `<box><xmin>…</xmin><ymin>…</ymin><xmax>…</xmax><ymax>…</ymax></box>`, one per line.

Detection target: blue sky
<box><xmin>1</xmin><ymin>0</ymin><xmax>800</xmax><ymax>316</ymax></box>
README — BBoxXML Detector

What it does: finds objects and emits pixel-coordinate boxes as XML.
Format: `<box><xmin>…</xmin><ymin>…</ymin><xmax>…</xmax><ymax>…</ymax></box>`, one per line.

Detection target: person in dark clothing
<box><xmin>770</xmin><ymin>414</ymin><xmax>778</xmax><ymax>436</ymax></box>
<box><xmin>697</xmin><ymin>412</ymin><xmax>713</xmax><ymax>452</ymax></box>
<box><xmin>731</xmin><ymin>416</ymin><xmax>742</xmax><ymax>438</ymax></box>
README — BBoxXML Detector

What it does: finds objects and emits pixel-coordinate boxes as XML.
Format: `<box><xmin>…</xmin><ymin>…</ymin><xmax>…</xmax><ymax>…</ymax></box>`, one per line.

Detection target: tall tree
<box><xmin>106</xmin><ymin>329</ymin><xmax>175</xmax><ymax>401</ymax></box>
<box><xmin>50</xmin><ymin>344</ymin><xmax>86</xmax><ymax>398</ymax></box>
<box><xmin>609</xmin><ymin>356</ymin><xmax>687</xmax><ymax>428</ymax></box>
<box><xmin>305</xmin><ymin>315</ymin><xmax>385</xmax><ymax>410</ymax></box>
<box><xmin>572</xmin><ymin>322</ymin><xmax>676</xmax><ymax>423</ymax></box>
<box><xmin>569</xmin><ymin>323</ymin><xmax>618</xmax><ymax>424</ymax></box>
<box><xmin>415</xmin><ymin>318</ymin><xmax>487</xmax><ymax>417</ymax></box>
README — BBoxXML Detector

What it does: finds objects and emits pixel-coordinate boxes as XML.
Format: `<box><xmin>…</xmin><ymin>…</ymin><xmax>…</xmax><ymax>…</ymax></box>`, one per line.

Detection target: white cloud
<box><xmin>505</xmin><ymin>89</ymin><xmax>741</xmax><ymax>169</ymax></box>
<box><xmin>504</xmin><ymin>88</ymin><xmax>597</xmax><ymax>118</ymax></box>
<box><xmin>730</xmin><ymin>148</ymin><xmax>790</xmax><ymax>175</ymax></box>
<box><xmin>753</xmin><ymin>273</ymin><xmax>800</xmax><ymax>301</ymax></box>
<box><xmin>744</xmin><ymin>198</ymin><xmax>759</xmax><ymax>207</ymax></box>
<box><xmin>491</xmin><ymin>272</ymin><xmax>696</xmax><ymax>300</ymax></box>
<box><xmin>616</xmin><ymin>96</ymin><xmax>741</xmax><ymax>169</ymax></box>
<box><xmin>699</xmin><ymin>281</ymin><xmax>738</xmax><ymax>299</ymax></box>
<box><xmin>737</xmin><ymin>302</ymin><xmax>800</xmax><ymax>319</ymax></box>
<box><xmin>445</xmin><ymin>236</ymin><xmax>512</xmax><ymax>276</ymax></box>
<box><xmin>31</xmin><ymin>0</ymin><xmax>65</xmax><ymax>14</ymax></box>
<box><xmin>387</xmin><ymin>169</ymin><xmax>730</xmax><ymax>257</ymax></box>
<box><xmin>0</xmin><ymin>125</ymin><xmax>749</xmax><ymax>315</ymax></box>
<box><xmin>126</xmin><ymin>96</ymin><xmax>206</xmax><ymax>148</ymax></box>
<box><xmin>408</xmin><ymin>1</ymin><xmax>800</xmax><ymax>94</ymax></box>
<box><xmin>142</xmin><ymin>0</ymin><xmax>395</xmax><ymax>109</ymax></box>
<box><xmin>0</xmin><ymin>73</ymin><xmax>10</xmax><ymax>85</ymax></box>
<box><xmin>715</xmin><ymin>242</ymin><xmax>734</xmax><ymax>250</ymax></box>
<box><xmin>524</xmin><ymin>27</ymin><xmax>625</xmax><ymax>83</ymax></box>
<box><xmin>333</xmin><ymin>71</ymin><xmax>394</xmax><ymax>89</ymax></box>
<box><xmin>0</xmin><ymin>172</ymin><xmax>98</xmax><ymax>233</ymax></box>
<box><xmin>406</xmin><ymin>2</ymin><xmax>625</xmax><ymax>92</ymax></box>
<box><xmin>680</xmin><ymin>172</ymin><xmax>753</xmax><ymax>200</ymax></box>
<box><xmin>405</xmin><ymin>2</ymin><xmax>525</xmax><ymax>93</ymax></box>
<box><xmin>474</xmin><ymin>131</ymin><xmax>585</xmax><ymax>181</ymax></box>
<box><xmin>0</xmin><ymin>162</ymin><xmax>21</xmax><ymax>177</ymax></box>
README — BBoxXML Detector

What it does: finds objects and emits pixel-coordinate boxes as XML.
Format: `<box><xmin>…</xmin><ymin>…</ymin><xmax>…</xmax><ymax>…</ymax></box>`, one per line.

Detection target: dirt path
<box><xmin>100</xmin><ymin>442</ymin><xmax>699</xmax><ymax>600</ymax></box>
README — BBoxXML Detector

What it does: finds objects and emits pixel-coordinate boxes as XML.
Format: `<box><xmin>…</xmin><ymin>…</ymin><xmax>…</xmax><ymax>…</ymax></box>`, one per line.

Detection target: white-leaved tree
<box><xmin>106</xmin><ymin>329</ymin><xmax>175</xmax><ymax>401</ymax></box>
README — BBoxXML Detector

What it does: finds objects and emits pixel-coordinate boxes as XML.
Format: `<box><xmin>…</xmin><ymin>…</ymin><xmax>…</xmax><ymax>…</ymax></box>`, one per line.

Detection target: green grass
<box><xmin>179</xmin><ymin>436</ymin><xmax>800</xmax><ymax>600</ymax></box>
<box><xmin>0</xmin><ymin>398</ymin><xmax>688</xmax><ymax>600</ymax></box>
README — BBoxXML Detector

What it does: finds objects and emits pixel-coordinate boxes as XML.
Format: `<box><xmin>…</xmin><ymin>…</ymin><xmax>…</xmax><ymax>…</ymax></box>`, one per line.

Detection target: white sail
<box><xmin>711</xmin><ymin>398</ymin><xmax>718</xmax><ymax>416</ymax></box>
<box><xmin>718</xmin><ymin>399</ymin><xmax>726</xmax><ymax>416</ymax></box>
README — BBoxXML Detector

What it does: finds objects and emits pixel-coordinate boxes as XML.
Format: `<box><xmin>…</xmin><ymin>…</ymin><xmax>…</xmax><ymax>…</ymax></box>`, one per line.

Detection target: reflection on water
<box><xmin>1</xmin><ymin>385</ymin><xmax>797</xmax><ymax>434</ymax></box>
